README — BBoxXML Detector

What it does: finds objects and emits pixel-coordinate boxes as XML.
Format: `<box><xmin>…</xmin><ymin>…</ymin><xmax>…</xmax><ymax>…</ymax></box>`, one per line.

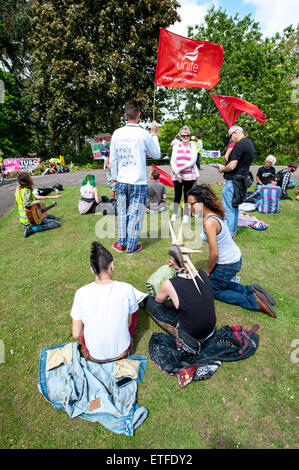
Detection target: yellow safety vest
<box><xmin>15</xmin><ymin>188</ymin><xmax>36</xmax><ymax>225</ymax></box>
<box><xmin>195</xmin><ymin>139</ymin><xmax>203</xmax><ymax>153</ymax></box>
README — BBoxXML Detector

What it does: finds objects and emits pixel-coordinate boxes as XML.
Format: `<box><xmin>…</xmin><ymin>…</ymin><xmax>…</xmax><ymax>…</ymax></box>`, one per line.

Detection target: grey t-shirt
<box><xmin>147</xmin><ymin>180</ymin><xmax>166</xmax><ymax>204</ymax></box>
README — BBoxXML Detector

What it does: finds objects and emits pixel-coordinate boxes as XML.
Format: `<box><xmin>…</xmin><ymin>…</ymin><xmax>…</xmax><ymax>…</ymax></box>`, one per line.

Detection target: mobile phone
<box><xmin>116</xmin><ymin>376</ymin><xmax>133</xmax><ymax>388</ymax></box>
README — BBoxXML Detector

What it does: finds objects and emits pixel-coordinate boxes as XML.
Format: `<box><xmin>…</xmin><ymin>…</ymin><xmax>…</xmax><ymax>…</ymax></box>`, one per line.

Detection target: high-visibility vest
<box><xmin>195</xmin><ymin>139</ymin><xmax>203</xmax><ymax>154</ymax></box>
<box><xmin>15</xmin><ymin>188</ymin><xmax>36</xmax><ymax>224</ymax></box>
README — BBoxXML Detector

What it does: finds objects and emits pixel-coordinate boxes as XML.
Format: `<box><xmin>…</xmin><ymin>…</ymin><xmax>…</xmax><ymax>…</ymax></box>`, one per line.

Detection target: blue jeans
<box><xmin>209</xmin><ymin>258</ymin><xmax>259</xmax><ymax>311</ymax></box>
<box><xmin>38</xmin><ymin>342</ymin><xmax>148</xmax><ymax>436</ymax></box>
<box><xmin>222</xmin><ymin>180</ymin><xmax>239</xmax><ymax>236</ymax></box>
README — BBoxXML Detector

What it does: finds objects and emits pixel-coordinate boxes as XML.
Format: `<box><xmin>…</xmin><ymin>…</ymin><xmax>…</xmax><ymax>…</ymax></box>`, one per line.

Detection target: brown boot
<box><xmin>252</xmin><ymin>283</ymin><xmax>276</xmax><ymax>306</ymax></box>
<box><xmin>254</xmin><ymin>292</ymin><xmax>277</xmax><ymax>318</ymax></box>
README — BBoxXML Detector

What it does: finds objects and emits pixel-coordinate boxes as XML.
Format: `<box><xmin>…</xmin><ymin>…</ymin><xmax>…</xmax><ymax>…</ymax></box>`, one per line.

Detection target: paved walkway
<box><xmin>1</xmin><ymin>164</ymin><xmax>298</xmax><ymax>219</ymax></box>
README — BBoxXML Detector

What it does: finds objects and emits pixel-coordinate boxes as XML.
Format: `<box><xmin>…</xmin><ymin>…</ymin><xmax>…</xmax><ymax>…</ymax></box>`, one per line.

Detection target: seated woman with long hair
<box><xmin>78</xmin><ymin>174</ymin><xmax>101</xmax><ymax>214</ymax></box>
<box><xmin>15</xmin><ymin>171</ymin><xmax>61</xmax><ymax>238</ymax></box>
<box><xmin>187</xmin><ymin>185</ymin><xmax>277</xmax><ymax>318</ymax></box>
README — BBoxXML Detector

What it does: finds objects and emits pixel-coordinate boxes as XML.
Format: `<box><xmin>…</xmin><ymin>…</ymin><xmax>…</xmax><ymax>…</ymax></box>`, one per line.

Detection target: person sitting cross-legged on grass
<box><xmin>276</xmin><ymin>161</ymin><xmax>298</xmax><ymax>198</ymax></box>
<box><xmin>15</xmin><ymin>171</ymin><xmax>61</xmax><ymax>238</ymax></box>
<box><xmin>146</xmin><ymin>168</ymin><xmax>167</xmax><ymax>214</ymax></box>
<box><xmin>187</xmin><ymin>184</ymin><xmax>277</xmax><ymax>318</ymax></box>
<box><xmin>144</xmin><ymin>231</ymin><xmax>217</xmax><ymax>347</ymax></box>
<box><xmin>255</xmin><ymin>155</ymin><xmax>276</xmax><ymax>187</ymax></box>
<box><xmin>246</xmin><ymin>174</ymin><xmax>281</xmax><ymax>214</ymax></box>
<box><xmin>78</xmin><ymin>174</ymin><xmax>101</xmax><ymax>214</ymax></box>
<box><xmin>71</xmin><ymin>242</ymin><xmax>141</xmax><ymax>363</ymax></box>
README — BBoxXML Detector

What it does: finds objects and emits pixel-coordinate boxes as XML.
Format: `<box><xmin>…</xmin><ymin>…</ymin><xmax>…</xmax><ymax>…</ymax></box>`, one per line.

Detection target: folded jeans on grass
<box><xmin>38</xmin><ymin>342</ymin><xmax>148</xmax><ymax>436</ymax></box>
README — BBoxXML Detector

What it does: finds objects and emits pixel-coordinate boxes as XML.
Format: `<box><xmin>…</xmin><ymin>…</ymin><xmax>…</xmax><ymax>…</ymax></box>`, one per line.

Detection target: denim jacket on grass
<box><xmin>38</xmin><ymin>342</ymin><xmax>148</xmax><ymax>436</ymax></box>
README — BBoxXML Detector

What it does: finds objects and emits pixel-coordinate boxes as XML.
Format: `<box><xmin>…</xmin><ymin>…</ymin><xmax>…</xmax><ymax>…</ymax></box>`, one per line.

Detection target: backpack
<box><xmin>36</xmin><ymin>187</ymin><xmax>53</xmax><ymax>196</ymax></box>
<box><xmin>276</xmin><ymin>169</ymin><xmax>287</xmax><ymax>186</ymax></box>
<box><xmin>52</xmin><ymin>183</ymin><xmax>64</xmax><ymax>191</ymax></box>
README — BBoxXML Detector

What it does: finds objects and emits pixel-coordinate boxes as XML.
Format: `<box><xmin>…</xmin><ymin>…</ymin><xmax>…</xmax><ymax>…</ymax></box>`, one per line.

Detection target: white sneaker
<box><xmin>183</xmin><ymin>215</ymin><xmax>189</xmax><ymax>224</ymax></box>
<box><xmin>170</xmin><ymin>213</ymin><xmax>177</xmax><ymax>222</ymax></box>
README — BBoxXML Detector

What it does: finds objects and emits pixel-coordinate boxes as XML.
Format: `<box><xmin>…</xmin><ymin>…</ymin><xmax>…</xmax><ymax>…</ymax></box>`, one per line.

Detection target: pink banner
<box><xmin>3</xmin><ymin>158</ymin><xmax>40</xmax><ymax>174</ymax></box>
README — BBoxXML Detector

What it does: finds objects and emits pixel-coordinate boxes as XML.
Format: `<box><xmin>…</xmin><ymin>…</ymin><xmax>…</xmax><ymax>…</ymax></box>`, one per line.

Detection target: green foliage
<box><xmin>26</xmin><ymin>0</ymin><xmax>180</xmax><ymax>154</ymax></box>
<box><xmin>31</xmin><ymin>161</ymin><xmax>48</xmax><ymax>175</ymax></box>
<box><xmin>0</xmin><ymin>68</ymin><xmax>33</xmax><ymax>155</ymax></box>
<box><xmin>160</xmin><ymin>6</ymin><xmax>299</xmax><ymax>159</ymax></box>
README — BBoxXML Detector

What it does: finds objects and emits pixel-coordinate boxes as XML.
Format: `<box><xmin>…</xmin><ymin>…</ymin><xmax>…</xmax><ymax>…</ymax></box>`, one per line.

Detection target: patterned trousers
<box><xmin>116</xmin><ymin>182</ymin><xmax>147</xmax><ymax>253</ymax></box>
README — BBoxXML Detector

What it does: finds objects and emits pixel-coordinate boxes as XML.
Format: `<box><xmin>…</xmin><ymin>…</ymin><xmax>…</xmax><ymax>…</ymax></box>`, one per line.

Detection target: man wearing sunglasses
<box><xmin>217</xmin><ymin>125</ymin><xmax>255</xmax><ymax>237</ymax></box>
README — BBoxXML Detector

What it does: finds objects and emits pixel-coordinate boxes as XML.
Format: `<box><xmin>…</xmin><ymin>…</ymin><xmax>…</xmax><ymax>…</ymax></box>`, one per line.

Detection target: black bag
<box><xmin>52</xmin><ymin>183</ymin><xmax>64</xmax><ymax>191</ymax></box>
<box><xmin>244</xmin><ymin>171</ymin><xmax>254</xmax><ymax>188</ymax></box>
<box><xmin>276</xmin><ymin>169</ymin><xmax>287</xmax><ymax>187</ymax></box>
<box><xmin>36</xmin><ymin>187</ymin><xmax>53</xmax><ymax>196</ymax></box>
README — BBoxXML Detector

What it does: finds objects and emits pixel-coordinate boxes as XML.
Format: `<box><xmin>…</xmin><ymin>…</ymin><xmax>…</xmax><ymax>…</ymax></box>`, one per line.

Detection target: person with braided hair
<box><xmin>144</xmin><ymin>223</ymin><xmax>217</xmax><ymax>346</ymax></box>
<box><xmin>71</xmin><ymin>242</ymin><xmax>144</xmax><ymax>363</ymax></box>
<box><xmin>187</xmin><ymin>185</ymin><xmax>277</xmax><ymax>318</ymax></box>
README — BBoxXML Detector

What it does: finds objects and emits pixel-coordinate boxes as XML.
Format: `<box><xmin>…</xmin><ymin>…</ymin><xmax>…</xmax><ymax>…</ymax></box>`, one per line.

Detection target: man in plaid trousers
<box><xmin>109</xmin><ymin>100</ymin><xmax>161</xmax><ymax>255</ymax></box>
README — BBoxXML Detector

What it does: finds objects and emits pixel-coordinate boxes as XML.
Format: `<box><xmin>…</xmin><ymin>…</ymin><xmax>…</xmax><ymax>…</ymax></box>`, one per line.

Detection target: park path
<box><xmin>0</xmin><ymin>164</ymin><xmax>298</xmax><ymax>219</ymax></box>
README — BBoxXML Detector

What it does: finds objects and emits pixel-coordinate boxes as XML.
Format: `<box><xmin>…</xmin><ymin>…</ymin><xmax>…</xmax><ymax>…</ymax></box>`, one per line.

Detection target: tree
<box><xmin>0</xmin><ymin>1</ymin><xmax>32</xmax><ymax>85</ymax></box>
<box><xmin>0</xmin><ymin>68</ymin><xmax>33</xmax><ymax>155</ymax></box>
<box><xmin>26</xmin><ymin>0</ymin><xmax>180</xmax><ymax>156</ymax></box>
<box><xmin>0</xmin><ymin>1</ymin><xmax>35</xmax><ymax>155</ymax></box>
<box><xmin>159</xmin><ymin>6</ymin><xmax>298</xmax><ymax>160</ymax></box>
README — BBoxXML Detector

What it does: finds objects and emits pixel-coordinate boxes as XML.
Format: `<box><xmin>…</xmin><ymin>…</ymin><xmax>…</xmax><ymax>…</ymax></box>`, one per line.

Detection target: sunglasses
<box><xmin>181</xmin><ymin>134</ymin><xmax>190</xmax><ymax>138</ymax></box>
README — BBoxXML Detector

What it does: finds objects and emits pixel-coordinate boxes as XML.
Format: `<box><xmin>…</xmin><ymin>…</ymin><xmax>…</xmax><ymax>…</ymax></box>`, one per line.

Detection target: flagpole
<box><xmin>153</xmin><ymin>86</ymin><xmax>156</xmax><ymax>121</ymax></box>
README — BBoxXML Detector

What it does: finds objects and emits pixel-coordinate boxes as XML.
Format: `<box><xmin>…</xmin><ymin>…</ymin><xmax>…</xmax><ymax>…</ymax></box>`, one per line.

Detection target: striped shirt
<box><xmin>171</xmin><ymin>143</ymin><xmax>198</xmax><ymax>181</ymax></box>
<box><xmin>250</xmin><ymin>184</ymin><xmax>282</xmax><ymax>214</ymax></box>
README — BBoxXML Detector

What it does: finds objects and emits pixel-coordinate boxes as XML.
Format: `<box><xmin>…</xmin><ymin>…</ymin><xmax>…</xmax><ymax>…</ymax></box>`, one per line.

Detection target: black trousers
<box><xmin>173</xmin><ymin>179</ymin><xmax>196</xmax><ymax>215</ymax></box>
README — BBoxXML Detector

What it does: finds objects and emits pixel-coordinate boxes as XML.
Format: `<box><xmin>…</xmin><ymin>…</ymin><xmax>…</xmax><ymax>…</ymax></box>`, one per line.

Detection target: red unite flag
<box><xmin>210</xmin><ymin>94</ymin><xmax>266</xmax><ymax>127</ymax></box>
<box><xmin>155</xmin><ymin>28</ymin><xmax>224</xmax><ymax>89</ymax></box>
<box><xmin>151</xmin><ymin>164</ymin><xmax>174</xmax><ymax>188</ymax></box>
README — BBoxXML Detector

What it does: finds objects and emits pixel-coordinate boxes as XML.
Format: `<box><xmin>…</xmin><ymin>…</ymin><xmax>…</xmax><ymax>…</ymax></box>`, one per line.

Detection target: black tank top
<box><xmin>169</xmin><ymin>270</ymin><xmax>216</xmax><ymax>340</ymax></box>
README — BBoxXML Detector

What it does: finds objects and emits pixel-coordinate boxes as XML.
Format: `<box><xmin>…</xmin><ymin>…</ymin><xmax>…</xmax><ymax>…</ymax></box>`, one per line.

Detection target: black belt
<box><xmin>81</xmin><ymin>197</ymin><xmax>95</xmax><ymax>203</ymax></box>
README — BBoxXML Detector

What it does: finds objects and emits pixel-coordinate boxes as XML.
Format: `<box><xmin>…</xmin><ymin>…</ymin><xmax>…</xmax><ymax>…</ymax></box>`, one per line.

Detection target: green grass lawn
<box><xmin>0</xmin><ymin>185</ymin><xmax>298</xmax><ymax>449</ymax></box>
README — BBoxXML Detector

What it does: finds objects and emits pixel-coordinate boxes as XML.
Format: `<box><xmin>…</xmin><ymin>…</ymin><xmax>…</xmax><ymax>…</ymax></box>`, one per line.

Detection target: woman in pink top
<box><xmin>170</xmin><ymin>126</ymin><xmax>198</xmax><ymax>223</ymax></box>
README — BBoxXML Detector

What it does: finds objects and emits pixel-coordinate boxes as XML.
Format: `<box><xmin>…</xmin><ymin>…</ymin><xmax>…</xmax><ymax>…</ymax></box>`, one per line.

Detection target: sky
<box><xmin>169</xmin><ymin>0</ymin><xmax>299</xmax><ymax>38</ymax></box>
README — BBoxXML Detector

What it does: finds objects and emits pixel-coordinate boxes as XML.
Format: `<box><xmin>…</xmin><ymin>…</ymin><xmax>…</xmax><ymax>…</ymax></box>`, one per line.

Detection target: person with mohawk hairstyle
<box><xmin>144</xmin><ymin>221</ymin><xmax>217</xmax><ymax>348</ymax></box>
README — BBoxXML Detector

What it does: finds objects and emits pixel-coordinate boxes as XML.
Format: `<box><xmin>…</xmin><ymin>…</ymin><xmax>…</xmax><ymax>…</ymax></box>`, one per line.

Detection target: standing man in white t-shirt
<box><xmin>71</xmin><ymin>242</ymin><xmax>146</xmax><ymax>362</ymax></box>
<box><xmin>109</xmin><ymin>100</ymin><xmax>161</xmax><ymax>255</ymax></box>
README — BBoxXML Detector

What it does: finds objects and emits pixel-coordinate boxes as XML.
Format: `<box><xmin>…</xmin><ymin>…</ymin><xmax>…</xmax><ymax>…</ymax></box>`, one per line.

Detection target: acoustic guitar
<box><xmin>26</xmin><ymin>202</ymin><xmax>57</xmax><ymax>225</ymax></box>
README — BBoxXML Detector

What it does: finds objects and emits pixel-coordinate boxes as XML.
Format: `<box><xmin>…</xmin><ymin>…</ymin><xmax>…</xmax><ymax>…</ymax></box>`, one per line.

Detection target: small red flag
<box><xmin>151</xmin><ymin>164</ymin><xmax>174</xmax><ymax>188</ymax></box>
<box><xmin>155</xmin><ymin>28</ymin><xmax>224</xmax><ymax>89</ymax></box>
<box><xmin>210</xmin><ymin>94</ymin><xmax>266</xmax><ymax>127</ymax></box>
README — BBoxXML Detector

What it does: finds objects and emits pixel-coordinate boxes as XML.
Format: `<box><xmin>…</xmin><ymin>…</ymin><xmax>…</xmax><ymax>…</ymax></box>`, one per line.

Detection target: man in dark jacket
<box><xmin>218</xmin><ymin>126</ymin><xmax>255</xmax><ymax>237</ymax></box>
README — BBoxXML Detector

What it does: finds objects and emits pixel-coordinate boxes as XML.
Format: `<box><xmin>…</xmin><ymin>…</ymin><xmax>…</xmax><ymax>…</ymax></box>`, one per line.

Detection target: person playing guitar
<box><xmin>15</xmin><ymin>172</ymin><xmax>61</xmax><ymax>238</ymax></box>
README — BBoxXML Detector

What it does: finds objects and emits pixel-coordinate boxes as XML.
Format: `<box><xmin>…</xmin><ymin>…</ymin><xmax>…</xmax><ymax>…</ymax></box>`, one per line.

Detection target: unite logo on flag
<box><xmin>176</xmin><ymin>44</ymin><xmax>204</xmax><ymax>74</ymax></box>
<box><xmin>155</xmin><ymin>28</ymin><xmax>224</xmax><ymax>89</ymax></box>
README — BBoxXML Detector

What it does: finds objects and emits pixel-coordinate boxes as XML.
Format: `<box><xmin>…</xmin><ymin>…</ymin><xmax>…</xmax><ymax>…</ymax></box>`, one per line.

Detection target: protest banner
<box><xmin>90</xmin><ymin>134</ymin><xmax>111</xmax><ymax>160</ymax></box>
<box><xmin>201</xmin><ymin>150</ymin><xmax>221</xmax><ymax>158</ymax></box>
<box><xmin>3</xmin><ymin>157</ymin><xmax>40</xmax><ymax>174</ymax></box>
